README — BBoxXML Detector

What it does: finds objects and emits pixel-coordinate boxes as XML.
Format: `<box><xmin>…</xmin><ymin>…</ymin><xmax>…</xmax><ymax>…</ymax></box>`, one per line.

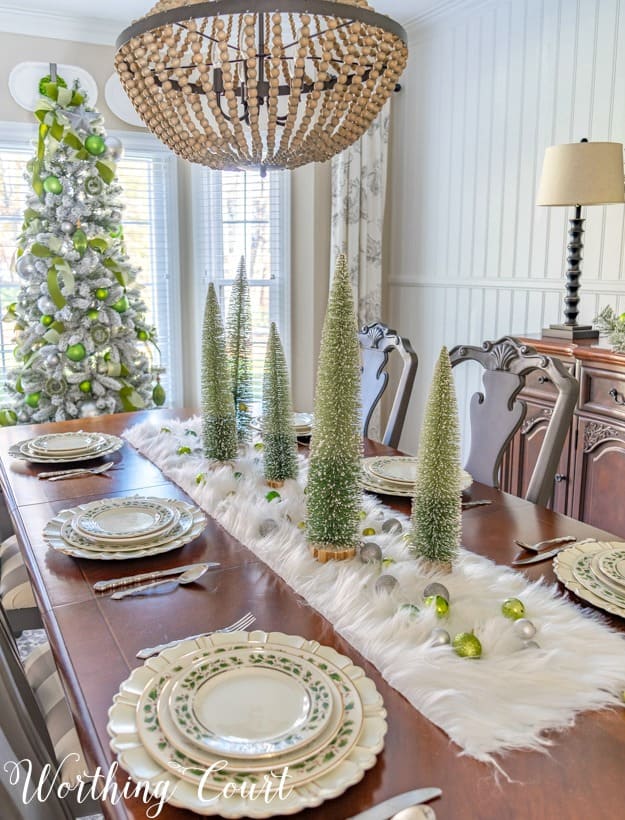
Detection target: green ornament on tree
<box><xmin>41</xmin><ymin>314</ymin><xmax>54</xmax><ymax>327</ymax></box>
<box><xmin>79</xmin><ymin>380</ymin><xmax>91</xmax><ymax>393</ymax></box>
<box><xmin>66</xmin><ymin>343</ymin><xmax>86</xmax><ymax>362</ymax></box>
<box><xmin>201</xmin><ymin>283</ymin><xmax>237</xmax><ymax>462</ymax></box>
<box><xmin>72</xmin><ymin>229</ymin><xmax>88</xmax><ymax>255</ymax></box>
<box><xmin>262</xmin><ymin>322</ymin><xmax>298</xmax><ymax>486</ymax></box>
<box><xmin>112</xmin><ymin>294</ymin><xmax>129</xmax><ymax>313</ymax></box>
<box><xmin>137</xmin><ymin>329</ymin><xmax>149</xmax><ymax>341</ymax></box>
<box><xmin>25</xmin><ymin>392</ymin><xmax>41</xmax><ymax>408</ymax></box>
<box><xmin>84</xmin><ymin>176</ymin><xmax>103</xmax><ymax>196</ymax></box>
<box><xmin>87</xmin><ymin>308</ymin><xmax>99</xmax><ymax>320</ymax></box>
<box><xmin>152</xmin><ymin>382</ymin><xmax>166</xmax><ymax>407</ymax></box>
<box><xmin>227</xmin><ymin>256</ymin><xmax>253</xmax><ymax>443</ymax></box>
<box><xmin>409</xmin><ymin>347</ymin><xmax>462</xmax><ymax>571</ymax></box>
<box><xmin>84</xmin><ymin>134</ymin><xmax>106</xmax><ymax>156</ymax></box>
<box><xmin>39</xmin><ymin>75</ymin><xmax>67</xmax><ymax>96</ymax></box>
<box><xmin>43</xmin><ymin>175</ymin><xmax>62</xmax><ymax>195</ymax></box>
<box><xmin>95</xmin><ymin>288</ymin><xmax>109</xmax><ymax>300</ymax></box>
<box><xmin>307</xmin><ymin>254</ymin><xmax>362</xmax><ymax>562</ymax></box>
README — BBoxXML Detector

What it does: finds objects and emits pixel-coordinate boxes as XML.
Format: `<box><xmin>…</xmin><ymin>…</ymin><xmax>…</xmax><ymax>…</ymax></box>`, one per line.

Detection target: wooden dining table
<box><xmin>0</xmin><ymin>408</ymin><xmax>624</xmax><ymax>820</ymax></box>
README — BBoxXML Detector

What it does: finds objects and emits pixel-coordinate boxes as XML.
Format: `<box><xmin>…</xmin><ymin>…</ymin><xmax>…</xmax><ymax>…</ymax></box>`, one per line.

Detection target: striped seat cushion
<box><xmin>23</xmin><ymin>641</ymin><xmax>88</xmax><ymax>787</ymax></box>
<box><xmin>0</xmin><ymin>535</ymin><xmax>36</xmax><ymax>610</ymax></box>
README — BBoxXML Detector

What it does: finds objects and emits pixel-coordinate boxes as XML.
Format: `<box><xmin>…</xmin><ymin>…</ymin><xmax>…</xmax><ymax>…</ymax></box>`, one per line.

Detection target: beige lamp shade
<box><xmin>537</xmin><ymin>141</ymin><xmax>625</xmax><ymax>206</ymax></box>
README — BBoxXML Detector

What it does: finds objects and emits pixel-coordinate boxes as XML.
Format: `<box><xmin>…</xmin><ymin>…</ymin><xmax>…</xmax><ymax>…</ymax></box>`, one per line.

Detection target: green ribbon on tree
<box><xmin>63</xmin><ymin>132</ymin><xmax>82</xmax><ymax>151</ymax></box>
<box><xmin>89</xmin><ymin>237</ymin><xmax>108</xmax><ymax>254</ymax></box>
<box><xmin>47</xmin><ymin>267</ymin><xmax>67</xmax><ymax>308</ymax></box>
<box><xmin>106</xmin><ymin>361</ymin><xmax>122</xmax><ymax>377</ymax></box>
<box><xmin>31</xmin><ymin>243</ymin><xmax>51</xmax><ymax>258</ymax></box>
<box><xmin>53</xmin><ymin>257</ymin><xmax>75</xmax><ymax>297</ymax></box>
<box><xmin>2</xmin><ymin>303</ymin><xmax>16</xmax><ymax>322</ymax></box>
<box><xmin>43</xmin><ymin>328</ymin><xmax>61</xmax><ymax>344</ymax></box>
<box><xmin>95</xmin><ymin>161</ymin><xmax>115</xmax><ymax>184</ymax></box>
<box><xmin>119</xmin><ymin>384</ymin><xmax>146</xmax><ymax>411</ymax></box>
<box><xmin>103</xmin><ymin>258</ymin><xmax>128</xmax><ymax>287</ymax></box>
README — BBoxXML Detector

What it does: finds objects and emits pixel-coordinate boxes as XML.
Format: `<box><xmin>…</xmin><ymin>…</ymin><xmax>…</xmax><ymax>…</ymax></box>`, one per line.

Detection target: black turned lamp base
<box><xmin>541</xmin><ymin>323</ymin><xmax>600</xmax><ymax>340</ymax></box>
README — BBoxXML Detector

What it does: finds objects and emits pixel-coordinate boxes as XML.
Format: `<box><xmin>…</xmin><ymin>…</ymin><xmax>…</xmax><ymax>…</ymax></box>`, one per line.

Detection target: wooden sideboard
<box><xmin>500</xmin><ymin>336</ymin><xmax>625</xmax><ymax>538</ymax></box>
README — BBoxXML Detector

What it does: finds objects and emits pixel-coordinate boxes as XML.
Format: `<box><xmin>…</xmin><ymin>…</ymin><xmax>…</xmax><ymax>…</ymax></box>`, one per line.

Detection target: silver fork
<box><xmin>514</xmin><ymin>535</ymin><xmax>577</xmax><ymax>553</ymax></box>
<box><xmin>136</xmin><ymin>612</ymin><xmax>256</xmax><ymax>659</ymax></box>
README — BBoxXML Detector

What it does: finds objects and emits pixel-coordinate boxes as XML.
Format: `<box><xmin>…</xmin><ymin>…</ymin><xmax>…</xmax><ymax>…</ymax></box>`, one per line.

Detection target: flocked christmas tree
<box><xmin>262</xmin><ymin>322</ymin><xmax>298</xmax><ymax>486</ymax></box>
<box><xmin>4</xmin><ymin>71</ymin><xmax>161</xmax><ymax>423</ymax></box>
<box><xmin>227</xmin><ymin>256</ymin><xmax>252</xmax><ymax>443</ymax></box>
<box><xmin>307</xmin><ymin>255</ymin><xmax>362</xmax><ymax>562</ymax></box>
<box><xmin>201</xmin><ymin>282</ymin><xmax>238</xmax><ymax>461</ymax></box>
<box><xmin>409</xmin><ymin>346</ymin><xmax>462</xmax><ymax>570</ymax></box>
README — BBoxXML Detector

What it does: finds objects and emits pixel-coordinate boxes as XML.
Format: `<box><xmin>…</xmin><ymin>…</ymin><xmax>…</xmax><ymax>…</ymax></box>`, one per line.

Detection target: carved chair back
<box><xmin>449</xmin><ymin>337</ymin><xmax>579</xmax><ymax>507</ymax></box>
<box><xmin>359</xmin><ymin>322</ymin><xmax>418</xmax><ymax>448</ymax></box>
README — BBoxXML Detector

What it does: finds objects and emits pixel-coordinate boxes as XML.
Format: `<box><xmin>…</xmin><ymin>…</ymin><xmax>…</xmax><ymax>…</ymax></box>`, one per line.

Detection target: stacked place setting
<box><xmin>292</xmin><ymin>411</ymin><xmax>313</xmax><ymax>438</ymax></box>
<box><xmin>107</xmin><ymin>629</ymin><xmax>387</xmax><ymax>817</ymax></box>
<box><xmin>361</xmin><ymin>455</ymin><xmax>473</xmax><ymax>497</ymax></box>
<box><xmin>555</xmin><ymin>540</ymin><xmax>625</xmax><ymax>618</ymax></box>
<box><xmin>43</xmin><ymin>495</ymin><xmax>206</xmax><ymax>560</ymax></box>
<box><xmin>9</xmin><ymin>431</ymin><xmax>123</xmax><ymax>464</ymax></box>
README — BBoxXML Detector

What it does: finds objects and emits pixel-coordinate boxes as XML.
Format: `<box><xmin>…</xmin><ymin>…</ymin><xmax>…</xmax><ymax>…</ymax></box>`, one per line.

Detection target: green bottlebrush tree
<box><xmin>3</xmin><ymin>74</ymin><xmax>161</xmax><ymax>423</ymax></box>
<box><xmin>409</xmin><ymin>346</ymin><xmax>462</xmax><ymax>567</ymax></box>
<box><xmin>201</xmin><ymin>282</ymin><xmax>237</xmax><ymax>461</ymax></box>
<box><xmin>226</xmin><ymin>256</ymin><xmax>253</xmax><ymax>442</ymax></box>
<box><xmin>307</xmin><ymin>255</ymin><xmax>362</xmax><ymax>554</ymax></box>
<box><xmin>262</xmin><ymin>322</ymin><xmax>298</xmax><ymax>485</ymax></box>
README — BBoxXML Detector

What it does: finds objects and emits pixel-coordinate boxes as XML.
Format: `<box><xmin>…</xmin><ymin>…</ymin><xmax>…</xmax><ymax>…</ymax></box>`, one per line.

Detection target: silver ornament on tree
<box><xmin>16</xmin><ymin>255</ymin><xmax>36</xmax><ymax>278</ymax></box>
<box><xmin>104</xmin><ymin>136</ymin><xmax>124</xmax><ymax>161</ymax></box>
<box><xmin>60</xmin><ymin>221</ymin><xmax>74</xmax><ymax>234</ymax></box>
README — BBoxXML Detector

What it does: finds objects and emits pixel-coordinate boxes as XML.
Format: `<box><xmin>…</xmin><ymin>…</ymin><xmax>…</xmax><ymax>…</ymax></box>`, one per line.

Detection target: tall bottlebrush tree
<box><xmin>262</xmin><ymin>322</ymin><xmax>298</xmax><ymax>486</ymax></box>
<box><xmin>227</xmin><ymin>256</ymin><xmax>252</xmax><ymax>443</ymax></box>
<box><xmin>201</xmin><ymin>283</ymin><xmax>237</xmax><ymax>461</ymax></box>
<box><xmin>307</xmin><ymin>255</ymin><xmax>362</xmax><ymax>561</ymax></box>
<box><xmin>409</xmin><ymin>346</ymin><xmax>462</xmax><ymax>569</ymax></box>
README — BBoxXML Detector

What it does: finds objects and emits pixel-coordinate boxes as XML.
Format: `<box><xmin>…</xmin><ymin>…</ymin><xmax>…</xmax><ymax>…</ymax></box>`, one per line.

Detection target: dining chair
<box><xmin>359</xmin><ymin>322</ymin><xmax>418</xmax><ymax>448</ymax></box>
<box><xmin>0</xmin><ymin>534</ymin><xmax>42</xmax><ymax>634</ymax></box>
<box><xmin>0</xmin><ymin>601</ymin><xmax>96</xmax><ymax>817</ymax></box>
<box><xmin>449</xmin><ymin>336</ymin><xmax>579</xmax><ymax>508</ymax></box>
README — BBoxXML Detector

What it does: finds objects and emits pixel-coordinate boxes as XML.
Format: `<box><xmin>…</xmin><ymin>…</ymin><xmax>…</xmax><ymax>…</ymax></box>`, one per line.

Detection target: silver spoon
<box><xmin>111</xmin><ymin>564</ymin><xmax>209</xmax><ymax>599</ymax></box>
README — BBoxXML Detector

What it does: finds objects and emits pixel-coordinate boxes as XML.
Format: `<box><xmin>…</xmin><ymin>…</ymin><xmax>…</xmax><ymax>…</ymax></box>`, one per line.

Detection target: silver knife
<box><xmin>512</xmin><ymin>545</ymin><xmax>573</xmax><ymax>566</ymax></box>
<box><xmin>93</xmin><ymin>562</ymin><xmax>220</xmax><ymax>592</ymax></box>
<box><xmin>347</xmin><ymin>788</ymin><xmax>442</xmax><ymax>820</ymax></box>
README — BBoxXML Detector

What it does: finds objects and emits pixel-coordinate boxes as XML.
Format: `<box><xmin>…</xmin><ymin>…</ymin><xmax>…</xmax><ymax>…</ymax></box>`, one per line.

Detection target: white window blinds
<box><xmin>0</xmin><ymin>125</ymin><xmax>181</xmax><ymax>406</ymax></box>
<box><xmin>193</xmin><ymin>168</ymin><xmax>291</xmax><ymax>403</ymax></box>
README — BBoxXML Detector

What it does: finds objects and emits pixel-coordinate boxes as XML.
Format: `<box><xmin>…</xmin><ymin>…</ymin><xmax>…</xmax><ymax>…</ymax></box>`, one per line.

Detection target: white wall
<box><xmin>0</xmin><ymin>31</ymin><xmax>331</xmax><ymax>411</ymax></box>
<box><xmin>388</xmin><ymin>0</ymin><xmax>625</xmax><ymax>454</ymax></box>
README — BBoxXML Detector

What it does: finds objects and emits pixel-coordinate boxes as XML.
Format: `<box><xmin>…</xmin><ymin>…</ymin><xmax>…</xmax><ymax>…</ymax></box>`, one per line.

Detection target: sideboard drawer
<box><xmin>521</xmin><ymin>361</ymin><xmax>576</xmax><ymax>403</ymax></box>
<box><xmin>579</xmin><ymin>365</ymin><xmax>625</xmax><ymax>423</ymax></box>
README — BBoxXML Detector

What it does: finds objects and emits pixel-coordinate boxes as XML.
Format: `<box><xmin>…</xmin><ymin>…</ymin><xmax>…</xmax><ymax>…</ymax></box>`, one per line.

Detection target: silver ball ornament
<box><xmin>513</xmin><ymin>619</ymin><xmax>537</xmax><ymax>640</ymax></box>
<box><xmin>105</xmin><ymin>136</ymin><xmax>124</xmax><ymax>160</ymax></box>
<box><xmin>359</xmin><ymin>542</ymin><xmax>383</xmax><ymax>565</ymax></box>
<box><xmin>423</xmin><ymin>582</ymin><xmax>450</xmax><ymax>603</ymax></box>
<box><xmin>60</xmin><ymin>221</ymin><xmax>74</xmax><ymax>234</ymax></box>
<box><xmin>375</xmin><ymin>574</ymin><xmax>399</xmax><ymax>595</ymax></box>
<box><xmin>430</xmin><ymin>627</ymin><xmax>451</xmax><ymax>646</ymax></box>
<box><xmin>16</xmin><ymin>255</ymin><xmax>35</xmax><ymax>277</ymax></box>
<box><xmin>381</xmin><ymin>518</ymin><xmax>403</xmax><ymax>534</ymax></box>
<box><xmin>79</xmin><ymin>401</ymin><xmax>98</xmax><ymax>418</ymax></box>
<box><xmin>258</xmin><ymin>518</ymin><xmax>279</xmax><ymax>538</ymax></box>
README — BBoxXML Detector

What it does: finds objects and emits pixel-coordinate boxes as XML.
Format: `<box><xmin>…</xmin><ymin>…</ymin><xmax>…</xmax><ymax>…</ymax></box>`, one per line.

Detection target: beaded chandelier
<box><xmin>115</xmin><ymin>0</ymin><xmax>408</xmax><ymax>172</ymax></box>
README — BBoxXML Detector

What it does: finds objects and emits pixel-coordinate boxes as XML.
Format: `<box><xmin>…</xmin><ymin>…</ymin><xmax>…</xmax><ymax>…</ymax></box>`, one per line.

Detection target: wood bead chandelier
<box><xmin>115</xmin><ymin>0</ymin><xmax>408</xmax><ymax>172</ymax></box>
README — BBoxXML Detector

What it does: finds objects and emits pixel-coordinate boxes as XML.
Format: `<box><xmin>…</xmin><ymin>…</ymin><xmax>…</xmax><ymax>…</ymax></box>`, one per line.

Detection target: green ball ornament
<box><xmin>265</xmin><ymin>490</ymin><xmax>281</xmax><ymax>502</ymax></box>
<box><xmin>177</xmin><ymin>446</ymin><xmax>192</xmax><ymax>455</ymax></box>
<box><xmin>43</xmin><ymin>175</ymin><xmax>62</xmax><ymax>195</ymax></box>
<box><xmin>84</xmin><ymin>134</ymin><xmax>106</xmax><ymax>156</ymax></box>
<box><xmin>424</xmin><ymin>595</ymin><xmax>449</xmax><ymax>618</ymax></box>
<box><xmin>362</xmin><ymin>527</ymin><xmax>376</xmax><ymax>536</ymax></box>
<box><xmin>152</xmin><ymin>382</ymin><xmax>166</xmax><ymax>407</ymax></box>
<box><xmin>79</xmin><ymin>380</ymin><xmax>91</xmax><ymax>393</ymax></box>
<box><xmin>40</xmin><ymin>314</ymin><xmax>54</xmax><ymax>327</ymax></box>
<box><xmin>95</xmin><ymin>288</ymin><xmax>109</xmax><ymax>300</ymax></box>
<box><xmin>109</xmin><ymin>225</ymin><xmax>123</xmax><ymax>238</ymax></box>
<box><xmin>87</xmin><ymin>308</ymin><xmax>99</xmax><ymax>320</ymax></box>
<box><xmin>0</xmin><ymin>409</ymin><xmax>17</xmax><ymax>426</ymax></box>
<box><xmin>137</xmin><ymin>329</ymin><xmax>149</xmax><ymax>341</ymax></box>
<box><xmin>66</xmin><ymin>343</ymin><xmax>86</xmax><ymax>362</ymax></box>
<box><xmin>452</xmin><ymin>633</ymin><xmax>482</xmax><ymax>658</ymax></box>
<box><xmin>72</xmin><ymin>229</ymin><xmax>88</xmax><ymax>254</ymax></box>
<box><xmin>25</xmin><ymin>392</ymin><xmax>41</xmax><ymax>408</ymax></box>
<box><xmin>502</xmin><ymin>598</ymin><xmax>526</xmax><ymax>621</ymax></box>
<box><xmin>112</xmin><ymin>294</ymin><xmax>129</xmax><ymax>313</ymax></box>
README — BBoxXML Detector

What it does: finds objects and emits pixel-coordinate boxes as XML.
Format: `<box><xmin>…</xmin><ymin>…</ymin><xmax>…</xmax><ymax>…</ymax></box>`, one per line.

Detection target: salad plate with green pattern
<box><xmin>107</xmin><ymin>630</ymin><xmax>387</xmax><ymax>817</ymax></box>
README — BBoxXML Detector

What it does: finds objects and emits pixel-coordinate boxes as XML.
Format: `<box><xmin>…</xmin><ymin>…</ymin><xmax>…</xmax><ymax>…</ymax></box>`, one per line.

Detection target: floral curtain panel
<box><xmin>330</xmin><ymin>103</ymin><xmax>391</xmax><ymax>326</ymax></box>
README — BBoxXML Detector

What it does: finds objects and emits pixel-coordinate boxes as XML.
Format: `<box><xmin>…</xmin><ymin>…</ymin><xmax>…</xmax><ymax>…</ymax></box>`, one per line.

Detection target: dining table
<box><xmin>0</xmin><ymin>407</ymin><xmax>624</xmax><ymax>820</ymax></box>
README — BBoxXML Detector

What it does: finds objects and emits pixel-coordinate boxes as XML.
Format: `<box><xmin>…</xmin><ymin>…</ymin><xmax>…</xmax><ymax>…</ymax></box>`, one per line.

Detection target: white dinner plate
<box><xmin>73</xmin><ymin>497</ymin><xmax>178</xmax><ymax>542</ymax></box>
<box><xmin>28</xmin><ymin>432</ymin><xmax>107</xmax><ymax>455</ymax></box>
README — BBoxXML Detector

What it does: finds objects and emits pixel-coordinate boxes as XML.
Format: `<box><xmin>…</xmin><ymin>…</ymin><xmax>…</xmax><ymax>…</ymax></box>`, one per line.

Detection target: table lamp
<box><xmin>537</xmin><ymin>139</ymin><xmax>625</xmax><ymax>340</ymax></box>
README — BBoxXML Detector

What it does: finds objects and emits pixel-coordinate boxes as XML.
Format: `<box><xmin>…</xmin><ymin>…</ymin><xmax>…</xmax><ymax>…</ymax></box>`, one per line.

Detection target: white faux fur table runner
<box><xmin>124</xmin><ymin>416</ymin><xmax>625</xmax><ymax>766</ymax></box>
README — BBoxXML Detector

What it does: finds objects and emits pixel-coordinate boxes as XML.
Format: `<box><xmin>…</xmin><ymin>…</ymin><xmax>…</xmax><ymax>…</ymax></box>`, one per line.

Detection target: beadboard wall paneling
<box><xmin>387</xmin><ymin>0</ymin><xmax>625</xmax><ymax>455</ymax></box>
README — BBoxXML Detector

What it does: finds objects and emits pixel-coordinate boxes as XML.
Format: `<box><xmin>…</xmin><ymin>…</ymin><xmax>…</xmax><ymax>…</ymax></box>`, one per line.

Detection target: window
<box><xmin>193</xmin><ymin>169</ymin><xmax>291</xmax><ymax>402</ymax></box>
<box><xmin>0</xmin><ymin>124</ymin><xmax>181</xmax><ymax>406</ymax></box>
